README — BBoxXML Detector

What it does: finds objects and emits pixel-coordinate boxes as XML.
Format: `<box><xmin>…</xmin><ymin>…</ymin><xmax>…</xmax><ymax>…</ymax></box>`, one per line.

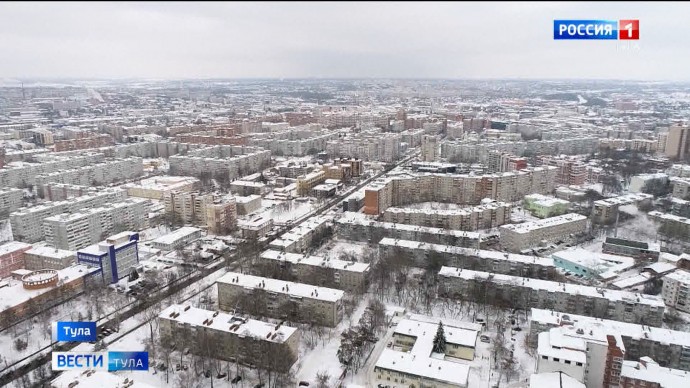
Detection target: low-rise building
<box><xmin>378</xmin><ymin>238</ymin><xmax>555</xmax><ymax>280</ymax></box>
<box><xmin>297</xmin><ymin>171</ymin><xmax>326</xmax><ymax>196</ymax></box>
<box><xmin>0</xmin><ymin>265</ymin><xmax>97</xmax><ymax>330</ymax></box>
<box><xmin>440</xmin><ymin>267</ymin><xmax>665</xmax><ymax>326</ymax></box>
<box><xmin>238</xmin><ymin>216</ymin><xmax>273</xmax><ymax>239</ymax></box>
<box><xmin>551</xmin><ymin>248</ymin><xmax>636</xmax><ymax>281</ymax></box>
<box><xmin>0</xmin><ymin>241</ymin><xmax>31</xmax><ymax>279</ymax></box>
<box><xmin>77</xmin><ymin>231</ymin><xmax>140</xmax><ymax>284</ymax></box>
<box><xmin>499</xmin><ymin>213</ymin><xmax>588</xmax><ymax>253</ymax></box>
<box><xmin>602</xmin><ymin>237</ymin><xmax>661</xmax><ymax>260</ymax></box>
<box><xmin>217</xmin><ymin>272</ymin><xmax>344</xmax><ymax>327</ymax></box>
<box><xmin>159</xmin><ymin>304</ymin><xmax>300</xmax><ymax>372</ymax></box>
<box><xmin>230</xmin><ymin>180</ymin><xmax>268</xmax><ymax>196</ymax></box>
<box><xmin>629</xmin><ymin>173</ymin><xmax>669</xmax><ymax>193</ymax></box>
<box><xmin>336</xmin><ymin>213</ymin><xmax>481</xmax><ymax>248</ymax></box>
<box><xmin>23</xmin><ymin>246</ymin><xmax>75</xmax><ymax>270</ymax></box>
<box><xmin>374</xmin><ymin>314</ymin><xmax>477</xmax><ymax>388</ymax></box>
<box><xmin>260</xmin><ymin>250</ymin><xmax>370</xmax><ymax>292</ymax></box>
<box><xmin>524</xmin><ymin>194</ymin><xmax>570</xmax><ymax>219</ymax></box>
<box><xmin>268</xmin><ymin>216</ymin><xmax>333</xmax><ymax>253</ymax></box>
<box><xmin>151</xmin><ymin>226</ymin><xmax>202</xmax><ymax>251</ymax></box>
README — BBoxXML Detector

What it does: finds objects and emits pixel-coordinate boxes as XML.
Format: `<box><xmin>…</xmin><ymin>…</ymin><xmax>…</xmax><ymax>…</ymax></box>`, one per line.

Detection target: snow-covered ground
<box><xmin>253</xmin><ymin>199</ymin><xmax>316</xmax><ymax>225</ymax></box>
<box><xmin>316</xmin><ymin>239</ymin><xmax>371</xmax><ymax>260</ymax></box>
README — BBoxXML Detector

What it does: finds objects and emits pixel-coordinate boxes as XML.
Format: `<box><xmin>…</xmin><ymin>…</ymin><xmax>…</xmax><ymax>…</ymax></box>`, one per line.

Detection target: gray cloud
<box><xmin>0</xmin><ymin>2</ymin><xmax>686</xmax><ymax>80</ymax></box>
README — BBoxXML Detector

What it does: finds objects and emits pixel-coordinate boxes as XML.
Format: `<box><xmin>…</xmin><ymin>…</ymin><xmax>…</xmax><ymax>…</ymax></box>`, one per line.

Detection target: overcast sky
<box><xmin>0</xmin><ymin>2</ymin><xmax>686</xmax><ymax>80</ymax></box>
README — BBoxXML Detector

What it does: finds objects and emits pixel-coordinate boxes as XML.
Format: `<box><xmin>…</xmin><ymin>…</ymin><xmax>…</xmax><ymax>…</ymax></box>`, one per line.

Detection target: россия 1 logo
<box><xmin>554</xmin><ymin>20</ymin><xmax>639</xmax><ymax>40</ymax></box>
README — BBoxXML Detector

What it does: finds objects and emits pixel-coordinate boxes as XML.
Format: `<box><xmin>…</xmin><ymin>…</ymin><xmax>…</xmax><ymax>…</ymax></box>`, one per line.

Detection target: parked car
<box><xmin>298</xmin><ymin>382</ymin><xmax>310</xmax><ymax>387</ymax></box>
<box><xmin>480</xmin><ymin>335</ymin><xmax>491</xmax><ymax>343</ymax></box>
<box><xmin>513</xmin><ymin>327</ymin><xmax>522</xmax><ymax>332</ymax></box>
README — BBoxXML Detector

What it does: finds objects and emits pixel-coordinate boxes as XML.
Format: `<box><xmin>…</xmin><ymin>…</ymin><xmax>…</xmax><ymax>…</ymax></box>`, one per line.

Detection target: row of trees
<box><xmin>337</xmin><ymin>299</ymin><xmax>386</xmax><ymax>375</ymax></box>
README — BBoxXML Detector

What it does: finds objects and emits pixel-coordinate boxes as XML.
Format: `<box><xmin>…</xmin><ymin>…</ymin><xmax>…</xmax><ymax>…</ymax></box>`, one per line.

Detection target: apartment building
<box><xmin>123</xmin><ymin>176</ymin><xmax>200</xmax><ymax>200</ymax></box>
<box><xmin>158</xmin><ymin>304</ymin><xmax>300</xmax><ymax>372</ymax></box>
<box><xmin>169</xmin><ymin>145</ymin><xmax>271</xmax><ymax>181</ymax></box>
<box><xmin>536</xmin><ymin>326</ymin><xmax>626</xmax><ymax>388</ymax></box>
<box><xmin>151</xmin><ymin>226</ymin><xmax>202</xmax><ymax>251</ymax></box>
<box><xmin>268</xmin><ymin>216</ymin><xmax>333</xmax><ymax>253</ymax></box>
<box><xmin>499</xmin><ymin>213</ymin><xmax>588</xmax><ymax>253</ymax></box>
<box><xmin>669</xmin><ymin>164</ymin><xmax>690</xmax><ymax>178</ymax></box>
<box><xmin>164</xmin><ymin>191</ymin><xmax>213</xmax><ymax>225</ymax></box>
<box><xmin>42</xmin><ymin>183</ymin><xmax>94</xmax><ymax>201</ymax></box>
<box><xmin>662</xmin><ymin>270</ymin><xmax>690</xmax><ymax>313</ymax></box>
<box><xmin>77</xmin><ymin>231</ymin><xmax>140</xmax><ymax>284</ymax></box>
<box><xmin>34</xmin><ymin>158</ymin><xmax>144</xmax><ymax>195</ymax></box>
<box><xmin>592</xmin><ymin>193</ymin><xmax>654</xmax><ymax>224</ymax></box>
<box><xmin>439</xmin><ymin>267</ymin><xmax>665</xmax><ymax>326</ymax></box>
<box><xmin>649</xmin><ymin>211</ymin><xmax>690</xmax><ymax>236</ymax></box>
<box><xmin>530</xmin><ymin>308</ymin><xmax>690</xmax><ymax>372</ymax></box>
<box><xmin>336</xmin><ymin>213</ymin><xmax>482</xmax><ymax>248</ymax></box>
<box><xmin>0</xmin><ymin>188</ymin><xmax>22</xmax><ymax>216</ymax></box>
<box><xmin>363</xmin><ymin>167</ymin><xmax>557</xmax><ymax>215</ymax></box>
<box><xmin>24</xmin><ymin>246</ymin><xmax>75</xmax><ymax>270</ymax></box>
<box><xmin>325</xmin><ymin>131</ymin><xmax>402</xmax><ymax>162</ymax></box>
<box><xmin>440</xmin><ymin>137</ymin><xmax>599</xmax><ymax>163</ymax></box>
<box><xmin>524</xmin><ymin>194</ymin><xmax>570</xmax><ymax>219</ymax></box>
<box><xmin>10</xmin><ymin>188</ymin><xmax>128</xmax><ymax>243</ymax></box>
<box><xmin>383</xmin><ymin>201</ymin><xmax>512</xmax><ymax>231</ymax></box>
<box><xmin>374</xmin><ymin>315</ymin><xmax>477</xmax><ymax>388</ymax></box>
<box><xmin>53</xmin><ymin>134</ymin><xmax>114</xmax><ymax>152</ymax></box>
<box><xmin>43</xmin><ymin>198</ymin><xmax>148</xmax><ymax>251</ymax></box>
<box><xmin>421</xmin><ymin>135</ymin><xmax>438</xmax><ymax>162</ymax></box>
<box><xmin>296</xmin><ymin>171</ymin><xmax>326</xmax><ymax>196</ymax></box>
<box><xmin>619</xmin><ymin>357</ymin><xmax>690</xmax><ymax>387</ymax></box>
<box><xmin>217</xmin><ymin>272</ymin><xmax>345</xmax><ymax>327</ymax></box>
<box><xmin>0</xmin><ymin>153</ymin><xmax>104</xmax><ymax>188</ymax></box>
<box><xmin>260</xmin><ymin>250</ymin><xmax>370</xmax><ymax>292</ymax></box>
<box><xmin>206</xmin><ymin>197</ymin><xmax>237</xmax><ymax>235</ymax></box>
<box><xmin>664</xmin><ymin>124</ymin><xmax>689</xmax><ymax>160</ymax></box>
<box><xmin>539</xmin><ymin>156</ymin><xmax>588</xmax><ymax>186</ymax></box>
<box><xmin>0</xmin><ymin>241</ymin><xmax>31</xmax><ymax>279</ymax></box>
<box><xmin>247</xmin><ymin>126</ymin><xmax>338</xmax><ymax>156</ymax></box>
<box><xmin>378</xmin><ymin>238</ymin><xmax>555</xmax><ymax>280</ymax></box>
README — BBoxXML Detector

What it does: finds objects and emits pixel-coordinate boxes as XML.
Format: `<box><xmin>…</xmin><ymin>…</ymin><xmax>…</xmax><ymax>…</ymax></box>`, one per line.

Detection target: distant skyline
<box><xmin>0</xmin><ymin>2</ymin><xmax>687</xmax><ymax>81</ymax></box>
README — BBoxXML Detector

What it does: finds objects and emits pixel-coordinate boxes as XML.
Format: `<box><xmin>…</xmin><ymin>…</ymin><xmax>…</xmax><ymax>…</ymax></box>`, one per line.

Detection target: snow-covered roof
<box><xmin>337</xmin><ymin>213</ymin><xmax>483</xmax><ymax>239</ymax></box>
<box><xmin>25</xmin><ymin>245</ymin><xmax>75</xmax><ymax>259</ymax></box>
<box><xmin>530</xmin><ymin>372</ymin><xmax>585</xmax><ymax>388</ymax></box>
<box><xmin>531</xmin><ymin>308</ymin><xmax>690</xmax><ymax>347</ymax></box>
<box><xmin>551</xmin><ymin>248</ymin><xmax>635</xmax><ymax>279</ymax></box>
<box><xmin>440</xmin><ymin>267</ymin><xmax>665</xmax><ymax>307</ymax></box>
<box><xmin>664</xmin><ymin>270</ymin><xmax>690</xmax><ymax>285</ymax></box>
<box><xmin>375</xmin><ymin>315</ymin><xmax>474</xmax><ymax>387</ymax></box>
<box><xmin>621</xmin><ymin>358</ymin><xmax>690</xmax><ymax>387</ymax></box>
<box><xmin>499</xmin><ymin>213</ymin><xmax>587</xmax><ymax>234</ymax></box>
<box><xmin>537</xmin><ymin>327</ymin><xmax>615</xmax><ymax>364</ymax></box>
<box><xmin>593</xmin><ymin>193</ymin><xmax>653</xmax><ymax>207</ymax></box>
<box><xmin>380</xmin><ymin>238</ymin><xmax>554</xmax><ymax>267</ymax></box>
<box><xmin>152</xmin><ymin>226</ymin><xmax>201</xmax><ymax>246</ymax></box>
<box><xmin>0</xmin><ymin>241</ymin><xmax>31</xmax><ymax>256</ymax></box>
<box><xmin>217</xmin><ymin>272</ymin><xmax>345</xmax><ymax>303</ymax></box>
<box><xmin>159</xmin><ymin>304</ymin><xmax>298</xmax><ymax>343</ymax></box>
<box><xmin>0</xmin><ymin>264</ymin><xmax>98</xmax><ymax>310</ymax></box>
<box><xmin>385</xmin><ymin>201</ymin><xmax>511</xmax><ymax>217</ymax></box>
<box><xmin>261</xmin><ymin>250</ymin><xmax>370</xmax><ymax>273</ymax></box>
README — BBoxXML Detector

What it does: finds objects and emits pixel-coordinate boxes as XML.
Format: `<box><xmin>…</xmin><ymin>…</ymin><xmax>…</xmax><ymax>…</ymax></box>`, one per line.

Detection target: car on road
<box><xmin>298</xmin><ymin>382</ymin><xmax>310</xmax><ymax>387</ymax></box>
<box><xmin>513</xmin><ymin>327</ymin><xmax>522</xmax><ymax>332</ymax></box>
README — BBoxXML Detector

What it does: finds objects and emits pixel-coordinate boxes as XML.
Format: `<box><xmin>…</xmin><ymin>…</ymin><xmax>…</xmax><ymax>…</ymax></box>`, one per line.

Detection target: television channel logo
<box><xmin>554</xmin><ymin>20</ymin><xmax>639</xmax><ymax>40</ymax></box>
<box><xmin>52</xmin><ymin>351</ymin><xmax>149</xmax><ymax>371</ymax></box>
<box><xmin>52</xmin><ymin>321</ymin><xmax>97</xmax><ymax>342</ymax></box>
